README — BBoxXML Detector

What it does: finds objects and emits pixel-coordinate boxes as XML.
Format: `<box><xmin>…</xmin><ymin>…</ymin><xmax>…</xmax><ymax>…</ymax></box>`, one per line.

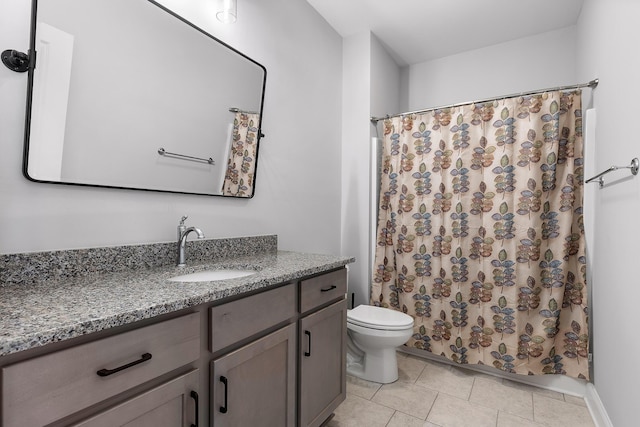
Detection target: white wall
<box><xmin>370</xmin><ymin>35</ymin><xmax>402</xmax><ymax>120</ymax></box>
<box><xmin>341</xmin><ymin>32</ymin><xmax>371</xmax><ymax>306</ymax></box>
<box><xmin>341</xmin><ymin>32</ymin><xmax>401</xmax><ymax>307</ymax></box>
<box><xmin>576</xmin><ymin>1</ymin><xmax>640</xmax><ymax>425</ymax></box>
<box><xmin>0</xmin><ymin>0</ymin><xmax>343</xmax><ymax>255</ymax></box>
<box><xmin>405</xmin><ymin>26</ymin><xmax>578</xmax><ymax>110</ymax></box>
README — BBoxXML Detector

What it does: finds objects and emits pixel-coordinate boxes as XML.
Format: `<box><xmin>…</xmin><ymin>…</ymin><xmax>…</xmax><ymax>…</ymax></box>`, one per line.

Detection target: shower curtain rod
<box><xmin>370</xmin><ymin>78</ymin><xmax>599</xmax><ymax>123</ymax></box>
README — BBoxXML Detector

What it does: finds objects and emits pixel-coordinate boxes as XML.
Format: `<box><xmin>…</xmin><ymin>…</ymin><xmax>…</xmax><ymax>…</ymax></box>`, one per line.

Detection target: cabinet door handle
<box><xmin>321</xmin><ymin>285</ymin><xmax>337</xmax><ymax>292</ymax></box>
<box><xmin>304</xmin><ymin>330</ymin><xmax>311</xmax><ymax>357</ymax></box>
<box><xmin>190</xmin><ymin>390</ymin><xmax>199</xmax><ymax>427</ymax></box>
<box><xmin>96</xmin><ymin>353</ymin><xmax>152</xmax><ymax>377</ymax></box>
<box><xmin>220</xmin><ymin>376</ymin><xmax>229</xmax><ymax>414</ymax></box>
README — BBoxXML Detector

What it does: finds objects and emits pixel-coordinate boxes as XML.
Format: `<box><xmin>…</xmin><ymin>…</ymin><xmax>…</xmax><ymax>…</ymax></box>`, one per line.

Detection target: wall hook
<box><xmin>2</xmin><ymin>49</ymin><xmax>30</xmax><ymax>73</ymax></box>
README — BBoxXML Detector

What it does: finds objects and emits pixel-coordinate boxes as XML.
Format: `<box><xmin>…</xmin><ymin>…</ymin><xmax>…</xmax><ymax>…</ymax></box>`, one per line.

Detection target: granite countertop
<box><xmin>0</xmin><ymin>250</ymin><xmax>354</xmax><ymax>357</ymax></box>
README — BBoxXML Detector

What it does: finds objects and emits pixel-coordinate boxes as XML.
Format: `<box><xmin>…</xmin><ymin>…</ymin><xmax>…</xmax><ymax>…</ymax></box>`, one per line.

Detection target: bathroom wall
<box><xmin>404</xmin><ymin>25</ymin><xmax>578</xmax><ymax>110</ymax></box>
<box><xmin>0</xmin><ymin>0</ymin><xmax>343</xmax><ymax>255</ymax></box>
<box><xmin>341</xmin><ymin>32</ymin><xmax>401</xmax><ymax>307</ymax></box>
<box><xmin>341</xmin><ymin>32</ymin><xmax>371</xmax><ymax>306</ymax></box>
<box><xmin>576</xmin><ymin>0</ymin><xmax>640</xmax><ymax>425</ymax></box>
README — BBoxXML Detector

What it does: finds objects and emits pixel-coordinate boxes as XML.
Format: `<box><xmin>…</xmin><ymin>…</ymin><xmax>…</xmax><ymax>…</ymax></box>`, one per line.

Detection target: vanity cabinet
<box><xmin>0</xmin><ymin>312</ymin><xmax>201</xmax><ymax>427</ymax></box>
<box><xmin>299</xmin><ymin>269</ymin><xmax>348</xmax><ymax>427</ymax></box>
<box><xmin>0</xmin><ymin>267</ymin><xmax>348</xmax><ymax>427</ymax></box>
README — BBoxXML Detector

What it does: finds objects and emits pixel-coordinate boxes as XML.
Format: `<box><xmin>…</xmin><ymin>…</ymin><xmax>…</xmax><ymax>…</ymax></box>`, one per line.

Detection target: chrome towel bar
<box><xmin>157</xmin><ymin>148</ymin><xmax>214</xmax><ymax>165</ymax></box>
<box><xmin>585</xmin><ymin>157</ymin><xmax>639</xmax><ymax>188</ymax></box>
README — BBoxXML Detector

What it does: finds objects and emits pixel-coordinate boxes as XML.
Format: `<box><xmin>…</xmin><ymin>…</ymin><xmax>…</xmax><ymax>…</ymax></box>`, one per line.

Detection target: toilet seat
<box><xmin>347</xmin><ymin>305</ymin><xmax>414</xmax><ymax>331</ymax></box>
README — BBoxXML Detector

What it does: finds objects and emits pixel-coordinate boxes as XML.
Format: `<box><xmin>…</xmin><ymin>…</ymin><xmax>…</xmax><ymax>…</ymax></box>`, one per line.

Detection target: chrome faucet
<box><xmin>177</xmin><ymin>217</ymin><xmax>205</xmax><ymax>267</ymax></box>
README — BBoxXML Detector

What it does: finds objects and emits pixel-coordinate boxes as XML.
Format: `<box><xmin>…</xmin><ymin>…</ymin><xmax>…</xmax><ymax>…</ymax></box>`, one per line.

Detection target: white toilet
<box><xmin>346</xmin><ymin>305</ymin><xmax>414</xmax><ymax>384</ymax></box>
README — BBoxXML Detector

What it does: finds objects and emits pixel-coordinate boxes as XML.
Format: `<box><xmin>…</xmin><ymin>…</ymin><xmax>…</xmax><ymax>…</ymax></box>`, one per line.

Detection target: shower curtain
<box><xmin>372</xmin><ymin>90</ymin><xmax>589</xmax><ymax>379</ymax></box>
<box><xmin>222</xmin><ymin>112</ymin><xmax>259</xmax><ymax>196</ymax></box>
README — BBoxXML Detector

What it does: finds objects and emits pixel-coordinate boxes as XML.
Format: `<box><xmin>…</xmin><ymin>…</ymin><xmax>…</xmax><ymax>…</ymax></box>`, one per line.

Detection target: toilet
<box><xmin>346</xmin><ymin>305</ymin><xmax>414</xmax><ymax>384</ymax></box>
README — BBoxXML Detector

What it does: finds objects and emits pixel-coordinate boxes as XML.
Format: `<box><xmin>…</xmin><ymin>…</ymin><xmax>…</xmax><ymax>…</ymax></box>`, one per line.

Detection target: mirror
<box><xmin>23</xmin><ymin>0</ymin><xmax>266</xmax><ymax>197</ymax></box>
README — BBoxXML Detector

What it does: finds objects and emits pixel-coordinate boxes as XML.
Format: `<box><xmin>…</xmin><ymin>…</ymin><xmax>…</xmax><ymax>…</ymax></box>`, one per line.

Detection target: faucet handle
<box><xmin>179</xmin><ymin>215</ymin><xmax>188</xmax><ymax>226</ymax></box>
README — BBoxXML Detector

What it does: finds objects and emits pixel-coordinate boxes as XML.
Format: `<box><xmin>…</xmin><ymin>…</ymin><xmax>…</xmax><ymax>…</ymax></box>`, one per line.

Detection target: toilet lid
<box><xmin>347</xmin><ymin>305</ymin><xmax>414</xmax><ymax>330</ymax></box>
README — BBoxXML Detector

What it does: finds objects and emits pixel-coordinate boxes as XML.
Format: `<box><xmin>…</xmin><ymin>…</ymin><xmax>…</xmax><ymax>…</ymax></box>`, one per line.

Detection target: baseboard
<box><xmin>584</xmin><ymin>383</ymin><xmax>613</xmax><ymax>427</ymax></box>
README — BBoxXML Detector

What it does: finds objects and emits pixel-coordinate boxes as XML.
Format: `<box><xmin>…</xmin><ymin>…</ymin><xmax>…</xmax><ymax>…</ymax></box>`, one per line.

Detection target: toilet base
<box><xmin>346</xmin><ymin>346</ymin><xmax>400</xmax><ymax>384</ymax></box>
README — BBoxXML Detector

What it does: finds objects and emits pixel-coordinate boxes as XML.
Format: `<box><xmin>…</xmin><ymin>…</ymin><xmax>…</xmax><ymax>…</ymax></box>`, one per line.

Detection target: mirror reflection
<box><xmin>25</xmin><ymin>0</ymin><xmax>266</xmax><ymax>197</ymax></box>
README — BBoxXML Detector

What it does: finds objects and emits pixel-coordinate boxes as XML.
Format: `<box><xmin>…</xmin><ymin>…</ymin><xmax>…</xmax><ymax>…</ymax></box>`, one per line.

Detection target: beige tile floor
<box><xmin>327</xmin><ymin>352</ymin><xmax>596</xmax><ymax>427</ymax></box>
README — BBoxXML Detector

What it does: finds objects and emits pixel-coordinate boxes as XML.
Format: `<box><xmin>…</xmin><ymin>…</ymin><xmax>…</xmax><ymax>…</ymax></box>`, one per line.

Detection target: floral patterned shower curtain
<box><xmin>222</xmin><ymin>112</ymin><xmax>259</xmax><ymax>197</ymax></box>
<box><xmin>372</xmin><ymin>90</ymin><xmax>589</xmax><ymax>379</ymax></box>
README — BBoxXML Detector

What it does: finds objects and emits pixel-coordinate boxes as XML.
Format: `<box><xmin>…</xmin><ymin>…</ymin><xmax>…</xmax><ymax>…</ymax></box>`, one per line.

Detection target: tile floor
<box><xmin>327</xmin><ymin>352</ymin><xmax>596</xmax><ymax>427</ymax></box>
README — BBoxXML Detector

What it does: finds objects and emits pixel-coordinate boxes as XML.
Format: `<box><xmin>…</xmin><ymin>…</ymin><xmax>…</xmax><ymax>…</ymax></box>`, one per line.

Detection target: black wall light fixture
<box><xmin>2</xmin><ymin>49</ymin><xmax>31</xmax><ymax>73</ymax></box>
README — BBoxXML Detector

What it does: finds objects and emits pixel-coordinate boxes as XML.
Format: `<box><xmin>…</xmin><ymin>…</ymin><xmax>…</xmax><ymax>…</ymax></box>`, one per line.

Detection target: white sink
<box><xmin>169</xmin><ymin>269</ymin><xmax>256</xmax><ymax>282</ymax></box>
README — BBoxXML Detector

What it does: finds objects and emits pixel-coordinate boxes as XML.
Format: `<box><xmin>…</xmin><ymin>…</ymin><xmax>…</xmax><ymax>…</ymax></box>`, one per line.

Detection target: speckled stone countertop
<box><xmin>0</xmin><ymin>238</ymin><xmax>354</xmax><ymax>357</ymax></box>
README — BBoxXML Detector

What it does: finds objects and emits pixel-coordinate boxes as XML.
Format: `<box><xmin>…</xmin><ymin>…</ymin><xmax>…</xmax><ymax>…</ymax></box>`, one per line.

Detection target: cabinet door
<box><xmin>72</xmin><ymin>369</ymin><xmax>199</xmax><ymax>427</ymax></box>
<box><xmin>211</xmin><ymin>323</ymin><xmax>296</xmax><ymax>426</ymax></box>
<box><xmin>299</xmin><ymin>299</ymin><xmax>347</xmax><ymax>427</ymax></box>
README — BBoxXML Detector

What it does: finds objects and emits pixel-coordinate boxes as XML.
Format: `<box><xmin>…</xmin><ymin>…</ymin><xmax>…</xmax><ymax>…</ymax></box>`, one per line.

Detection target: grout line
<box><xmin>468</xmin><ymin>376</ymin><xmax>477</xmax><ymax>402</ymax></box>
<box><xmin>530</xmin><ymin>389</ymin><xmax>536</xmax><ymax>423</ymax></box>
<box><xmin>425</xmin><ymin>391</ymin><xmax>439</xmax><ymax>424</ymax></box>
<box><xmin>383</xmin><ymin>410</ymin><xmax>395</xmax><ymax>427</ymax></box>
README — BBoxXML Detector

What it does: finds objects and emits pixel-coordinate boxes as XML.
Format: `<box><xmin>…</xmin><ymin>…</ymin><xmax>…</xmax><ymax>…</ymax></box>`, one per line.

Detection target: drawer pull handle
<box><xmin>304</xmin><ymin>330</ymin><xmax>311</xmax><ymax>357</ymax></box>
<box><xmin>220</xmin><ymin>376</ymin><xmax>229</xmax><ymax>414</ymax></box>
<box><xmin>190</xmin><ymin>390</ymin><xmax>199</xmax><ymax>427</ymax></box>
<box><xmin>96</xmin><ymin>352</ymin><xmax>152</xmax><ymax>377</ymax></box>
<box><xmin>321</xmin><ymin>285</ymin><xmax>337</xmax><ymax>292</ymax></box>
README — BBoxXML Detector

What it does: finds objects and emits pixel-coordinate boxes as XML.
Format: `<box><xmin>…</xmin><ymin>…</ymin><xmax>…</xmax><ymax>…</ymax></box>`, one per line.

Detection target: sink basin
<box><xmin>169</xmin><ymin>269</ymin><xmax>256</xmax><ymax>282</ymax></box>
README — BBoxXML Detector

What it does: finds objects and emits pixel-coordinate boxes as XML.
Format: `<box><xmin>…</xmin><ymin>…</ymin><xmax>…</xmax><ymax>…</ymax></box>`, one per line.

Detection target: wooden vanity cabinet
<box><xmin>0</xmin><ymin>267</ymin><xmax>348</xmax><ymax>427</ymax></box>
<box><xmin>1</xmin><ymin>312</ymin><xmax>201</xmax><ymax>427</ymax></box>
<box><xmin>298</xmin><ymin>269</ymin><xmax>348</xmax><ymax>427</ymax></box>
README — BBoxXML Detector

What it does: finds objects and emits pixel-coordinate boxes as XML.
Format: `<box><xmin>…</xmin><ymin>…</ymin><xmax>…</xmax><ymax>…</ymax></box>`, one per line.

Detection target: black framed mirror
<box><xmin>22</xmin><ymin>0</ymin><xmax>266</xmax><ymax>197</ymax></box>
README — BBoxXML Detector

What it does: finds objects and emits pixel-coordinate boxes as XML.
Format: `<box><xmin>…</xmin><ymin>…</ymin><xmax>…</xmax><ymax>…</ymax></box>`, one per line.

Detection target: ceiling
<box><xmin>306</xmin><ymin>0</ymin><xmax>585</xmax><ymax>66</ymax></box>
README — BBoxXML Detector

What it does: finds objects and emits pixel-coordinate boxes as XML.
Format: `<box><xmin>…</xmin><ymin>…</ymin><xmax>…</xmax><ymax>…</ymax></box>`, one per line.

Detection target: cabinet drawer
<box><xmin>210</xmin><ymin>283</ymin><xmax>296</xmax><ymax>353</ymax></box>
<box><xmin>1</xmin><ymin>312</ymin><xmax>200</xmax><ymax>427</ymax></box>
<box><xmin>300</xmin><ymin>269</ymin><xmax>347</xmax><ymax>314</ymax></box>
